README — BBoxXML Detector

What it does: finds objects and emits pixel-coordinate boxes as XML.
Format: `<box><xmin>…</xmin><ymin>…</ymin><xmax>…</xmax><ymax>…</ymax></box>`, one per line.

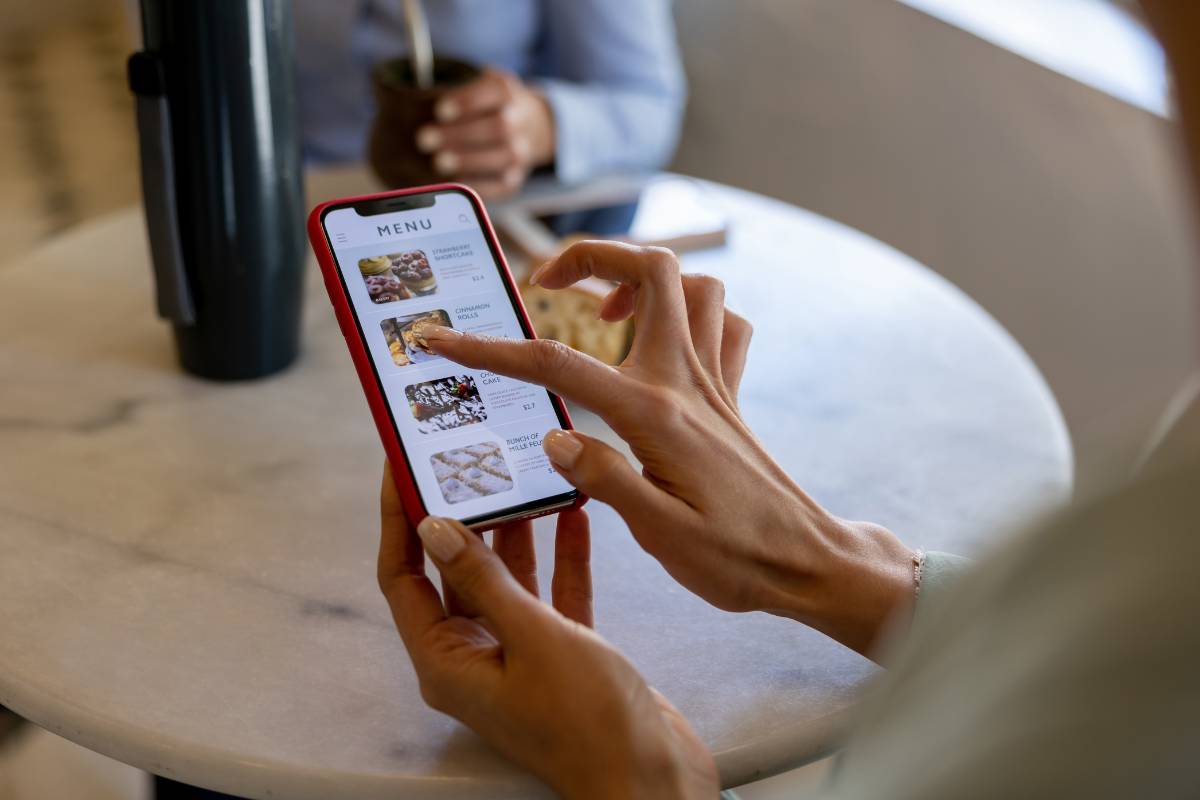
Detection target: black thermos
<box><xmin>128</xmin><ymin>0</ymin><xmax>304</xmax><ymax>380</ymax></box>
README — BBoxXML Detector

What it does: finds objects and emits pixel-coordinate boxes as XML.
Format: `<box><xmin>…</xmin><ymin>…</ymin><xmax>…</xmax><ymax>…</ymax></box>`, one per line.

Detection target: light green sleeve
<box><xmin>720</xmin><ymin>551</ymin><xmax>972</xmax><ymax>800</ymax></box>
<box><xmin>794</xmin><ymin>461</ymin><xmax>1200</xmax><ymax>799</ymax></box>
<box><xmin>917</xmin><ymin>551</ymin><xmax>972</xmax><ymax>606</ymax></box>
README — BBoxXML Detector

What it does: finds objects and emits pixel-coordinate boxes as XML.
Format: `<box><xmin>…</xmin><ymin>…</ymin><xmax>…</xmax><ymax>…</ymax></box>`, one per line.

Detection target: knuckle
<box><xmin>507</xmin><ymin>140</ymin><xmax>530</xmax><ymax>165</ymax></box>
<box><xmin>376</xmin><ymin>567</ymin><xmax>394</xmax><ymax>597</ymax></box>
<box><xmin>687</xmin><ymin>273</ymin><xmax>726</xmax><ymax>303</ymax></box>
<box><xmin>571</xmin><ymin>441</ymin><xmax>613</xmax><ymax>483</ymax></box>
<box><xmin>738</xmin><ymin>319</ymin><xmax>754</xmax><ymax>343</ymax></box>
<box><xmin>376</xmin><ymin>567</ymin><xmax>410</xmax><ymax>603</ymax></box>
<box><xmin>727</xmin><ymin>310</ymin><xmax>753</xmax><ymax>341</ymax></box>
<box><xmin>417</xmin><ymin>676</ymin><xmax>447</xmax><ymax>711</ymax></box>
<box><xmin>567</xmin><ymin>241</ymin><xmax>600</xmax><ymax>275</ymax></box>
<box><xmin>496</xmin><ymin>111</ymin><xmax>517</xmax><ymax>137</ymax></box>
<box><xmin>531</xmin><ymin>338</ymin><xmax>575</xmax><ymax>374</ymax></box>
<box><xmin>563</xmin><ymin>239</ymin><xmax>596</xmax><ymax>257</ymax></box>
<box><xmin>479</xmin><ymin>117</ymin><xmax>502</xmax><ymax>141</ymax></box>
<box><xmin>495</xmin><ymin>73</ymin><xmax>518</xmax><ymax>98</ymax></box>
<box><xmin>502</xmin><ymin>167</ymin><xmax>524</xmax><ymax>189</ymax></box>
<box><xmin>502</xmin><ymin>142</ymin><xmax>519</xmax><ymax>162</ymax></box>
<box><xmin>514</xmin><ymin>565</ymin><xmax>538</xmax><ymax>588</ymax></box>
<box><xmin>643</xmin><ymin>246</ymin><xmax>681</xmax><ymax>280</ymax></box>
<box><xmin>455</xmin><ymin>556</ymin><xmax>493</xmax><ymax>599</ymax></box>
<box><xmin>553</xmin><ymin>583</ymin><xmax>594</xmax><ymax>615</ymax></box>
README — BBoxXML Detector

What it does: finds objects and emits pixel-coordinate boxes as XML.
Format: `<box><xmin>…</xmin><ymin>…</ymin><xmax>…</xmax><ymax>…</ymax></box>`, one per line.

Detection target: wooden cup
<box><xmin>368</xmin><ymin>57</ymin><xmax>481</xmax><ymax>188</ymax></box>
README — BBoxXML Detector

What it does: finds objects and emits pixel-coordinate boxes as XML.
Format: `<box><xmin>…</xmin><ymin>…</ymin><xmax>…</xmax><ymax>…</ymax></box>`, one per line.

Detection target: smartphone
<box><xmin>307</xmin><ymin>184</ymin><xmax>583</xmax><ymax>529</ymax></box>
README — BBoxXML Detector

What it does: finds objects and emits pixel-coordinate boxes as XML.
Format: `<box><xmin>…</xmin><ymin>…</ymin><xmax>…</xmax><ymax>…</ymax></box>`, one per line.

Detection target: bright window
<box><xmin>897</xmin><ymin>0</ymin><xmax>1168</xmax><ymax>116</ymax></box>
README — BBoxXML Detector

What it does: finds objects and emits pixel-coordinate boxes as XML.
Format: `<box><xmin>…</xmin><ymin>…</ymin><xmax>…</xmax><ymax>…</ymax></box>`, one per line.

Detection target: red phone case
<box><xmin>306</xmin><ymin>183</ymin><xmax>585</xmax><ymax>529</ymax></box>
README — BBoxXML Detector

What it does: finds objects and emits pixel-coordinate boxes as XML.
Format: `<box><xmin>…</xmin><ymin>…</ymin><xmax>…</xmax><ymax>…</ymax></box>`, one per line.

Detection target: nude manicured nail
<box><xmin>436</xmin><ymin>100</ymin><xmax>460</xmax><ymax>122</ymax></box>
<box><xmin>543</xmin><ymin>429</ymin><xmax>583</xmax><ymax>469</ymax></box>
<box><xmin>420</xmin><ymin>325</ymin><xmax>461</xmax><ymax>343</ymax></box>
<box><xmin>529</xmin><ymin>260</ymin><xmax>553</xmax><ymax>286</ymax></box>
<box><xmin>417</xmin><ymin>516</ymin><xmax>467</xmax><ymax>562</ymax></box>
<box><xmin>415</xmin><ymin>126</ymin><xmax>441</xmax><ymax>153</ymax></box>
<box><xmin>434</xmin><ymin>151</ymin><xmax>459</xmax><ymax>175</ymax></box>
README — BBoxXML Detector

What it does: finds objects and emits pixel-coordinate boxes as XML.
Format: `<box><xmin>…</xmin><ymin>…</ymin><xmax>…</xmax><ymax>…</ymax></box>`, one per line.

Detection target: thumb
<box><xmin>415</xmin><ymin>516</ymin><xmax>542</xmax><ymax>645</ymax></box>
<box><xmin>542</xmin><ymin>430</ymin><xmax>691</xmax><ymax>531</ymax></box>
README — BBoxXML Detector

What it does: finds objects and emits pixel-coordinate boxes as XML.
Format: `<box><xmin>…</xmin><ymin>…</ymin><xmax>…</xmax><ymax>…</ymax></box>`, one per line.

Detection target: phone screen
<box><xmin>321</xmin><ymin>189</ymin><xmax>577</xmax><ymax>525</ymax></box>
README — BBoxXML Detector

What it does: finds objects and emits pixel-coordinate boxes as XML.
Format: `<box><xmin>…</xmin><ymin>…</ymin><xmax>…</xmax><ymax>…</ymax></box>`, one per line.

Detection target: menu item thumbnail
<box><xmin>405</xmin><ymin>375</ymin><xmax>487</xmax><ymax>433</ymax></box>
<box><xmin>430</xmin><ymin>442</ymin><xmax>514</xmax><ymax>504</ymax></box>
<box><xmin>380</xmin><ymin>310</ymin><xmax>451</xmax><ymax>367</ymax></box>
<box><xmin>357</xmin><ymin>250</ymin><xmax>438</xmax><ymax>305</ymax></box>
<box><xmin>389</xmin><ymin>250</ymin><xmax>437</xmax><ymax>296</ymax></box>
<box><xmin>359</xmin><ymin>256</ymin><xmax>412</xmax><ymax>304</ymax></box>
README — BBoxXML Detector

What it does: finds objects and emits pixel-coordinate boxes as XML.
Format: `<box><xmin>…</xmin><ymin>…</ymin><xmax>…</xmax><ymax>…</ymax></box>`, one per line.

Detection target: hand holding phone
<box><xmin>308</xmin><ymin>185</ymin><xmax>583</xmax><ymax>529</ymax></box>
<box><xmin>414</xmin><ymin>239</ymin><xmax>917</xmax><ymax>656</ymax></box>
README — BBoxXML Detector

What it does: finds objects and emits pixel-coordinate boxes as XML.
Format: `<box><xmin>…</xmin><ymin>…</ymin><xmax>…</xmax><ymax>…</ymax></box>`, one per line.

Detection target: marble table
<box><xmin>0</xmin><ymin>176</ymin><xmax>1071</xmax><ymax>798</ymax></box>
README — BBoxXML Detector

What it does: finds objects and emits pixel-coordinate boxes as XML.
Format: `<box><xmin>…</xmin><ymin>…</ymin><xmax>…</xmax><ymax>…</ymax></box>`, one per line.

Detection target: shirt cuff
<box><xmin>533</xmin><ymin>78</ymin><xmax>601</xmax><ymax>185</ymax></box>
<box><xmin>917</xmin><ymin>551</ymin><xmax>972</xmax><ymax>607</ymax></box>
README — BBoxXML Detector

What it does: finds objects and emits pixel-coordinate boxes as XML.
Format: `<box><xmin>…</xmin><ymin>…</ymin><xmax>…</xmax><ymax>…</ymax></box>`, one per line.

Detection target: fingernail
<box><xmin>529</xmin><ymin>260</ymin><xmax>553</xmax><ymax>286</ymax></box>
<box><xmin>434</xmin><ymin>151</ymin><xmax>459</xmax><ymax>175</ymax></box>
<box><xmin>417</xmin><ymin>516</ymin><xmax>467</xmax><ymax>562</ymax></box>
<box><xmin>415</xmin><ymin>126</ymin><xmax>441</xmax><ymax>153</ymax></box>
<box><xmin>543</xmin><ymin>429</ymin><xmax>583</xmax><ymax>469</ymax></box>
<box><xmin>436</xmin><ymin>99</ymin><xmax>459</xmax><ymax>122</ymax></box>
<box><xmin>420</xmin><ymin>324</ymin><xmax>461</xmax><ymax>342</ymax></box>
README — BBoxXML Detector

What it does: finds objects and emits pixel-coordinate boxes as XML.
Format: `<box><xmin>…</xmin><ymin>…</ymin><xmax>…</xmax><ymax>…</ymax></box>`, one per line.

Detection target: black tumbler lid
<box><xmin>127</xmin><ymin>51</ymin><xmax>166</xmax><ymax>97</ymax></box>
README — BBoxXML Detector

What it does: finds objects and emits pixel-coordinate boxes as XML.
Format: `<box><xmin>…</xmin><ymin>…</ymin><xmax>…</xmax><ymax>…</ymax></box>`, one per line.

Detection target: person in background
<box><xmin>373</xmin><ymin>1</ymin><xmax>1200</xmax><ymax>797</ymax></box>
<box><xmin>293</xmin><ymin>0</ymin><xmax>686</xmax><ymax>198</ymax></box>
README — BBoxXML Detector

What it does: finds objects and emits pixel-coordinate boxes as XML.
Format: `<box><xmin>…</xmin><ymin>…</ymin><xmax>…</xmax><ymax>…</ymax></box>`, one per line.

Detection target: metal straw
<box><xmin>402</xmin><ymin>0</ymin><xmax>434</xmax><ymax>89</ymax></box>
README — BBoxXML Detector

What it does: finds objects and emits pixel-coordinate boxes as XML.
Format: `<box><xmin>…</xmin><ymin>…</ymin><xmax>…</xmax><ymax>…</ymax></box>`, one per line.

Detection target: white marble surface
<box><xmin>0</xmin><ymin>179</ymin><xmax>1071</xmax><ymax>798</ymax></box>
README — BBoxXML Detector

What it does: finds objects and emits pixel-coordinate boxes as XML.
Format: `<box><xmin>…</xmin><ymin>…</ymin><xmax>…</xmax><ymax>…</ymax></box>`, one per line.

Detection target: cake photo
<box><xmin>430</xmin><ymin>442</ymin><xmax>514</xmax><ymax>505</ymax></box>
<box><xmin>388</xmin><ymin>250</ymin><xmax>437</xmax><ymax>295</ymax></box>
<box><xmin>404</xmin><ymin>375</ymin><xmax>487</xmax><ymax>434</ymax></box>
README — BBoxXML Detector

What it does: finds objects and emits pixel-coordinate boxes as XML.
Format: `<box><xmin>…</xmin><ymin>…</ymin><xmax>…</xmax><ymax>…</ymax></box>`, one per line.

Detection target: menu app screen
<box><xmin>323</xmin><ymin>191</ymin><xmax>575</xmax><ymax>522</ymax></box>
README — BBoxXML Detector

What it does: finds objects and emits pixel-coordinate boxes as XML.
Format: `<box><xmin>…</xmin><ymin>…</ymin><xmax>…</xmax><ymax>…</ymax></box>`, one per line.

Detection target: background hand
<box><xmin>415</xmin><ymin>68</ymin><xmax>555</xmax><ymax>198</ymax></box>
<box><xmin>422</xmin><ymin>242</ymin><xmax>917</xmax><ymax>656</ymax></box>
<box><xmin>377</xmin><ymin>463</ymin><xmax>717</xmax><ymax>799</ymax></box>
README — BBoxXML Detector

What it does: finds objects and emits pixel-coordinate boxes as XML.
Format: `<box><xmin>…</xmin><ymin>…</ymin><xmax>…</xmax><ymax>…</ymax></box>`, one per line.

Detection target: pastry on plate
<box><xmin>520</xmin><ymin>277</ymin><xmax>633</xmax><ymax>366</ymax></box>
<box><xmin>405</xmin><ymin>316</ymin><xmax>442</xmax><ymax>353</ymax></box>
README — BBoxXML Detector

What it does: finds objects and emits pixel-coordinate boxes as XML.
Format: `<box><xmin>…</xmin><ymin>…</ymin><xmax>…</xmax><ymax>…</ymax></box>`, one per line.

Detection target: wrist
<box><xmin>557</xmin><ymin>741</ymin><xmax>701</xmax><ymax>800</ymax></box>
<box><xmin>565</xmin><ymin>772</ymin><xmax>693</xmax><ymax>800</ymax></box>
<box><xmin>562</xmin><ymin>767</ymin><xmax>690</xmax><ymax>800</ymax></box>
<box><xmin>760</xmin><ymin>499</ymin><xmax>916</xmax><ymax>657</ymax></box>
<box><xmin>527</xmin><ymin>88</ymin><xmax>557</xmax><ymax>168</ymax></box>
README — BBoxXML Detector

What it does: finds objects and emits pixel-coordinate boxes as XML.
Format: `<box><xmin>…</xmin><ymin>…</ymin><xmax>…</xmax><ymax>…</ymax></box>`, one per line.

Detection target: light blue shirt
<box><xmin>293</xmin><ymin>0</ymin><xmax>687</xmax><ymax>184</ymax></box>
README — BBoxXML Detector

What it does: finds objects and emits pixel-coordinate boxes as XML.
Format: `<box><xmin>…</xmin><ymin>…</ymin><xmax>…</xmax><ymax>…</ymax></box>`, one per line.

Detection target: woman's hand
<box><xmin>378</xmin><ymin>464</ymin><xmax>717</xmax><ymax>799</ymax></box>
<box><xmin>421</xmin><ymin>241</ymin><xmax>917</xmax><ymax>656</ymax></box>
<box><xmin>414</xmin><ymin>68</ymin><xmax>555</xmax><ymax>199</ymax></box>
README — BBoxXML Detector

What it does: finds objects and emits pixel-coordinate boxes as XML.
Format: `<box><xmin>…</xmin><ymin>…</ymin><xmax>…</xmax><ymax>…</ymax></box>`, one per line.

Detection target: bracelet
<box><xmin>912</xmin><ymin>549</ymin><xmax>928</xmax><ymax>598</ymax></box>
